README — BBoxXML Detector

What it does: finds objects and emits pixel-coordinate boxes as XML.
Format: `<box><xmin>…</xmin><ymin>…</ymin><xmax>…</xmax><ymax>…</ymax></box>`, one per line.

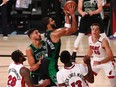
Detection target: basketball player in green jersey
<box><xmin>41</xmin><ymin>4</ymin><xmax>78</xmax><ymax>86</ymax></box>
<box><xmin>26</xmin><ymin>28</ymin><xmax>49</xmax><ymax>85</ymax></box>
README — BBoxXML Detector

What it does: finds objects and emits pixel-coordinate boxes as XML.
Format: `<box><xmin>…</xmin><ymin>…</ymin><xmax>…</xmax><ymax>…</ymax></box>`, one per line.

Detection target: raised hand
<box><xmin>67</xmin><ymin>2</ymin><xmax>76</xmax><ymax>15</ymax></box>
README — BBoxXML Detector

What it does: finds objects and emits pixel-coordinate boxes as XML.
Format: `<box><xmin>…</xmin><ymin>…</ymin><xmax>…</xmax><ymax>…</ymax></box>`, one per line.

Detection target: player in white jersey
<box><xmin>56</xmin><ymin>50</ymin><xmax>94</xmax><ymax>87</ymax></box>
<box><xmin>87</xmin><ymin>23</ymin><xmax>116</xmax><ymax>87</ymax></box>
<box><xmin>8</xmin><ymin>62</ymin><xmax>25</xmax><ymax>87</ymax></box>
<box><xmin>7</xmin><ymin>50</ymin><xmax>50</xmax><ymax>87</ymax></box>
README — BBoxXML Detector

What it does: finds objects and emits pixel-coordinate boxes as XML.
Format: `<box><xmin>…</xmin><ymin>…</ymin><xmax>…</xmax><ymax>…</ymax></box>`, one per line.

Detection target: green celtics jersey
<box><xmin>44</xmin><ymin>30</ymin><xmax>61</xmax><ymax>62</ymax></box>
<box><xmin>44</xmin><ymin>30</ymin><xmax>61</xmax><ymax>83</ymax></box>
<box><xmin>29</xmin><ymin>40</ymin><xmax>48</xmax><ymax>73</ymax></box>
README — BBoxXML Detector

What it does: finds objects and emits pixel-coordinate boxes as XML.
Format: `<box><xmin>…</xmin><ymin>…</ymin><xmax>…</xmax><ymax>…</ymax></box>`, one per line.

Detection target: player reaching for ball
<box><xmin>64</xmin><ymin>0</ymin><xmax>77</xmax><ymax>12</ymax></box>
<box><xmin>40</xmin><ymin>2</ymin><xmax>78</xmax><ymax>86</ymax></box>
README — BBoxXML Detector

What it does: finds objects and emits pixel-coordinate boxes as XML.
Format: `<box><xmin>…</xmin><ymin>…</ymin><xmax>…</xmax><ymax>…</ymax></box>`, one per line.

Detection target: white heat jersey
<box><xmin>57</xmin><ymin>64</ymin><xmax>89</xmax><ymax>87</ymax></box>
<box><xmin>7</xmin><ymin>63</ymin><xmax>25</xmax><ymax>87</ymax></box>
<box><xmin>88</xmin><ymin>36</ymin><xmax>108</xmax><ymax>59</ymax></box>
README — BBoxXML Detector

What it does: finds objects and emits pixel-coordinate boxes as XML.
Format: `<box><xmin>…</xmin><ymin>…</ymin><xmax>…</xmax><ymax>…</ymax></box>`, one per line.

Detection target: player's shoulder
<box><xmin>102</xmin><ymin>37</ymin><xmax>108</xmax><ymax>42</ymax></box>
<box><xmin>57</xmin><ymin>68</ymin><xmax>65</xmax><ymax>74</ymax></box>
<box><xmin>100</xmin><ymin>36</ymin><xmax>108</xmax><ymax>43</ymax></box>
<box><xmin>8</xmin><ymin>63</ymin><xmax>15</xmax><ymax>68</ymax></box>
<box><xmin>26</xmin><ymin>45</ymin><xmax>31</xmax><ymax>50</ymax></box>
<box><xmin>10</xmin><ymin>62</ymin><xmax>15</xmax><ymax>66</ymax></box>
<box><xmin>26</xmin><ymin>45</ymin><xmax>33</xmax><ymax>53</ymax></box>
<box><xmin>20</xmin><ymin>67</ymin><xmax>30</xmax><ymax>76</ymax></box>
<box><xmin>88</xmin><ymin>36</ymin><xmax>92</xmax><ymax>41</ymax></box>
<box><xmin>57</xmin><ymin>70</ymin><xmax>62</xmax><ymax>76</ymax></box>
<box><xmin>75</xmin><ymin>63</ymin><xmax>83</xmax><ymax>67</ymax></box>
<box><xmin>88</xmin><ymin>35</ymin><xmax>92</xmax><ymax>39</ymax></box>
<box><xmin>75</xmin><ymin>64</ymin><xmax>86</xmax><ymax>69</ymax></box>
<box><xmin>101</xmin><ymin>37</ymin><xmax>109</xmax><ymax>46</ymax></box>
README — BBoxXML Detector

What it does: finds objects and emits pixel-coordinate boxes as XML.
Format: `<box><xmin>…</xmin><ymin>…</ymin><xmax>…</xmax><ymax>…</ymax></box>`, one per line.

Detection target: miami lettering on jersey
<box><xmin>90</xmin><ymin>46</ymin><xmax>100</xmax><ymax>55</ymax></box>
<box><xmin>88</xmin><ymin>36</ymin><xmax>108</xmax><ymax>58</ymax></box>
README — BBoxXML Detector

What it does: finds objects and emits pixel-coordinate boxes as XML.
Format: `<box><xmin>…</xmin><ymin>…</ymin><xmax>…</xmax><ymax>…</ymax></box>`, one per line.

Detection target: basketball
<box><xmin>64</xmin><ymin>0</ymin><xmax>77</xmax><ymax>11</ymax></box>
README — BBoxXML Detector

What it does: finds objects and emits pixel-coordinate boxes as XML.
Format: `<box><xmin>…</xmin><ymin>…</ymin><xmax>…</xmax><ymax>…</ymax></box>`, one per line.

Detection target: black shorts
<box><xmin>30</xmin><ymin>73</ymin><xmax>40</xmax><ymax>85</ymax></box>
<box><xmin>79</xmin><ymin>15</ymin><xmax>105</xmax><ymax>34</ymax></box>
<box><xmin>39</xmin><ymin>58</ymin><xmax>49</xmax><ymax>79</ymax></box>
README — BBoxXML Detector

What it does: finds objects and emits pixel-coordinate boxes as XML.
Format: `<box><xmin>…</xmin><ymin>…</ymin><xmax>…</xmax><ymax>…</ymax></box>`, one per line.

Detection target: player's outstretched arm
<box><xmin>50</xmin><ymin>9</ymin><xmax>77</xmax><ymax>43</ymax></box>
<box><xmin>63</xmin><ymin>3</ymin><xmax>78</xmax><ymax>35</ymax></box>
<box><xmin>52</xmin><ymin>3</ymin><xmax>77</xmax><ymax>37</ymax></box>
<box><xmin>83</xmin><ymin>56</ymin><xmax>94</xmax><ymax>83</ymax></box>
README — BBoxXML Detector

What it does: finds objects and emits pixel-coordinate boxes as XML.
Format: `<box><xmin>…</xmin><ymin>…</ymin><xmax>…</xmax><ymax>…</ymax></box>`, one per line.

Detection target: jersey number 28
<box><xmin>7</xmin><ymin>75</ymin><xmax>17</xmax><ymax>86</ymax></box>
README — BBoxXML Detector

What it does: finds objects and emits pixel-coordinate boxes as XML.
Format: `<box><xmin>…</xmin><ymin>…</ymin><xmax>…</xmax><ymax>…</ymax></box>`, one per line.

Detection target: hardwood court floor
<box><xmin>0</xmin><ymin>35</ymin><xmax>116</xmax><ymax>87</ymax></box>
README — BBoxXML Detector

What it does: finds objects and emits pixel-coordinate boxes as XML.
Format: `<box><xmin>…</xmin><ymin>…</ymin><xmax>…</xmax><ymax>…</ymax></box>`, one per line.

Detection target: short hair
<box><xmin>27</xmin><ymin>28</ymin><xmax>38</xmax><ymax>38</ymax></box>
<box><xmin>91</xmin><ymin>23</ymin><xmax>101</xmax><ymax>30</ymax></box>
<box><xmin>60</xmin><ymin>50</ymin><xmax>71</xmax><ymax>64</ymax></box>
<box><xmin>11</xmin><ymin>50</ymin><xmax>23</xmax><ymax>63</ymax></box>
<box><xmin>41</xmin><ymin>17</ymin><xmax>50</xmax><ymax>29</ymax></box>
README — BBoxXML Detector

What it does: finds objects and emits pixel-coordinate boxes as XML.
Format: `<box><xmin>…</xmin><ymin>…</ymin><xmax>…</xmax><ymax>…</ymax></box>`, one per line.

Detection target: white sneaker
<box><xmin>3</xmin><ymin>36</ymin><xmax>8</xmax><ymax>40</ymax></box>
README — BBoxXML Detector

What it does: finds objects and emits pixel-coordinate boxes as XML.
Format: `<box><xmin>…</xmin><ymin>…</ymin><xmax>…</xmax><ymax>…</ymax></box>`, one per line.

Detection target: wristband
<box><xmin>64</xmin><ymin>23</ymin><xmax>71</xmax><ymax>28</ymax></box>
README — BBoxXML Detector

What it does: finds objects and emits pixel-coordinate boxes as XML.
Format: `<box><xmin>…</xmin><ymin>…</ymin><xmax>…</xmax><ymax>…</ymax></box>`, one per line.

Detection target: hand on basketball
<box><xmin>67</xmin><ymin>3</ymin><xmax>76</xmax><ymax>15</ymax></box>
<box><xmin>83</xmin><ymin>55</ymin><xmax>91</xmax><ymax>65</ymax></box>
<box><xmin>64</xmin><ymin>0</ymin><xmax>76</xmax><ymax>15</ymax></box>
